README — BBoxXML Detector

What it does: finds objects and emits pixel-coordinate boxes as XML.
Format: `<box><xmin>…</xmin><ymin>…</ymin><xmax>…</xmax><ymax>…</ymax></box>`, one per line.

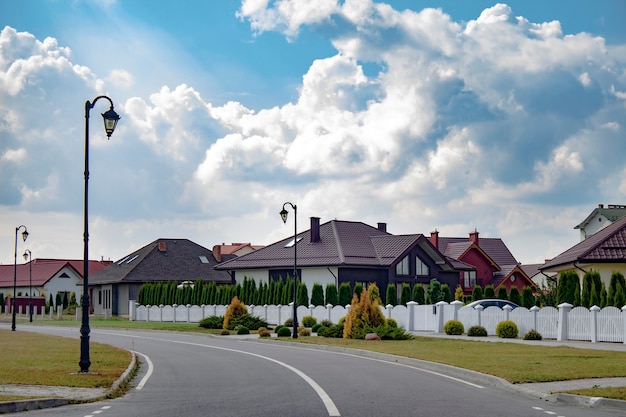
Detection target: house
<box><xmin>89</xmin><ymin>238</ymin><xmax>232</xmax><ymax>317</ymax></box>
<box><xmin>212</xmin><ymin>242</ymin><xmax>264</xmax><ymax>262</ymax></box>
<box><xmin>0</xmin><ymin>258</ymin><xmax>111</xmax><ymax>313</ymax></box>
<box><xmin>217</xmin><ymin>217</ymin><xmax>493</xmax><ymax>303</ymax></box>
<box><xmin>540</xmin><ymin>214</ymin><xmax>626</xmax><ymax>288</ymax></box>
<box><xmin>574</xmin><ymin>204</ymin><xmax>626</xmax><ymax>241</ymax></box>
<box><xmin>521</xmin><ymin>263</ymin><xmax>556</xmax><ymax>290</ymax></box>
<box><xmin>431</xmin><ymin>230</ymin><xmax>536</xmax><ymax>295</ymax></box>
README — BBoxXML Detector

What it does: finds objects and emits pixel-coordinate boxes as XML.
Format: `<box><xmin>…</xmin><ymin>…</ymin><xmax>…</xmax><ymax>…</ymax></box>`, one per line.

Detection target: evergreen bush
<box><xmin>509</xmin><ymin>287</ymin><xmax>521</xmax><ymax>306</ymax></box>
<box><xmin>412</xmin><ymin>284</ymin><xmax>425</xmax><ymax>304</ymax></box>
<box><xmin>311</xmin><ymin>323</ymin><xmax>322</xmax><ymax>333</ymax></box>
<box><xmin>400</xmin><ymin>283</ymin><xmax>411</xmax><ymax>305</ymax></box>
<box><xmin>302</xmin><ymin>315</ymin><xmax>317</xmax><ymax>327</ymax></box>
<box><xmin>284</xmin><ymin>318</ymin><xmax>294</xmax><ymax>327</ymax></box>
<box><xmin>199</xmin><ymin>315</ymin><xmax>224</xmax><ymax>329</ymax></box>
<box><xmin>338</xmin><ymin>283</ymin><xmax>352</xmax><ymax>306</ymax></box>
<box><xmin>496</xmin><ymin>320</ymin><xmax>518</xmax><ymax>338</ymax></box>
<box><xmin>386</xmin><ymin>284</ymin><xmax>398</xmax><ymax>306</ymax></box>
<box><xmin>277</xmin><ymin>326</ymin><xmax>292</xmax><ymax>337</ymax></box>
<box><xmin>385</xmin><ymin>318</ymin><xmax>398</xmax><ymax>328</ymax></box>
<box><xmin>523</xmin><ymin>329</ymin><xmax>542</xmax><ymax>340</ymax></box>
<box><xmin>443</xmin><ymin>320</ymin><xmax>464</xmax><ymax>335</ymax></box>
<box><xmin>320</xmin><ymin>319</ymin><xmax>333</xmax><ymax>327</ymax></box>
<box><xmin>325</xmin><ymin>284</ymin><xmax>339</xmax><ymax>306</ymax></box>
<box><xmin>228</xmin><ymin>314</ymin><xmax>268</xmax><ymax>330</ymax></box>
<box><xmin>467</xmin><ymin>325</ymin><xmax>487</xmax><ymax>337</ymax></box>
<box><xmin>274</xmin><ymin>325</ymin><xmax>285</xmax><ymax>334</ymax></box>
<box><xmin>311</xmin><ymin>283</ymin><xmax>324</xmax><ymax>306</ymax></box>
<box><xmin>258</xmin><ymin>327</ymin><xmax>271</xmax><ymax>338</ymax></box>
<box><xmin>223</xmin><ymin>296</ymin><xmax>248</xmax><ymax>330</ymax></box>
<box><xmin>237</xmin><ymin>326</ymin><xmax>250</xmax><ymax>335</ymax></box>
<box><xmin>497</xmin><ymin>286</ymin><xmax>508</xmax><ymax>300</ymax></box>
<box><xmin>484</xmin><ymin>285</ymin><xmax>495</xmax><ymax>299</ymax></box>
<box><xmin>298</xmin><ymin>327</ymin><xmax>311</xmax><ymax>337</ymax></box>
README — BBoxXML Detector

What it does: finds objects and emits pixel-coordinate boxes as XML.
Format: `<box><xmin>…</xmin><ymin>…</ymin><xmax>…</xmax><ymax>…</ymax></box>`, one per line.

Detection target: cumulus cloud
<box><xmin>2</xmin><ymin>1</ymin><xmax>626</xmax><ymax>265</ymax></box>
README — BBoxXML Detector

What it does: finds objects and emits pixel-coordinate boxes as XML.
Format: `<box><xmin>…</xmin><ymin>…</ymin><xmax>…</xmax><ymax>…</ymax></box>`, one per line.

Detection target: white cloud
<box><xmin>1</xmin><ymin>148</ymin><xmax>26</xmax><ymax>163</ymax></box>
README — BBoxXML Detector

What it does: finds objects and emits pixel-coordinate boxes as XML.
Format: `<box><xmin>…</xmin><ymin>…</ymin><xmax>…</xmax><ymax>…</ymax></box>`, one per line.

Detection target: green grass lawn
<box><xmin>2</xmin><ymin>316</ymin><xmax>626</xmax><ymax>401</ymax></box>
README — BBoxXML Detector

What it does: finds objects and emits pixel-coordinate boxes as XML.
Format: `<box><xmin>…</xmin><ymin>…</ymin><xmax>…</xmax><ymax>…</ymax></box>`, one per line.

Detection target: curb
<box><xmin>0</xmin><ymin>351</ymin><xmax>136</xmax><ymax>414</ymax></box>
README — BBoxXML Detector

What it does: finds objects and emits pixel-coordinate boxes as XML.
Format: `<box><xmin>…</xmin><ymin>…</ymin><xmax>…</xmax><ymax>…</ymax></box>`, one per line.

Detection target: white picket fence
<box><xmin>128</xmin><ymin>300</ymin><xmax>626</xmax><ymax>344</ymax></box>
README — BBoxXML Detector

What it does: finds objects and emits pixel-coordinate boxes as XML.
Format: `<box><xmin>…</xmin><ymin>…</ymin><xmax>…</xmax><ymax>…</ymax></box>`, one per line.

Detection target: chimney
<box><xmin>599</xmin><ymin>204</ymin><xmax>604</xmax><ymax>208</ymax></box>
<box><xmin>377</xmin><ymin>222</ymin><xmax>387</xmax><ymax>232</ymax></box>
<box><xmin>158</xmin><ymin>241</ymin><xmax>167</xmax><ymax>252</ymax></box>
<box><xmin>212</xmin><ymin>245</ymin><xmax>222</xmax><ymax>262</ymax></box>
<box><xmin>430</xmin><ymin>229</ymin><xmax>439</xmax><ymax>249</ymax></box>
<box><xmin>310</xmin><ymin>217</ymin><xmax>321</xmax><ymax>243</ymax></box>
<box><xmin>469</xmin><ymin>229</ymin><xmax>479</xmax><ymax>245</ymax></box>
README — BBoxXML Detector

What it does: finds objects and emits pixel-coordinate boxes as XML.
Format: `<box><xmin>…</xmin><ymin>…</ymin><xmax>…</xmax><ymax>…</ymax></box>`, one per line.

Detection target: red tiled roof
<box><xmin>0</xmin><ymin>259</ymin><xmax>111</xmax><ymax>287</ymax></box>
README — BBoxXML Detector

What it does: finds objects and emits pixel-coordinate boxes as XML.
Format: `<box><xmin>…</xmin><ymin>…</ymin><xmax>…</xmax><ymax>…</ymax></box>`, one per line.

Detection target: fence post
<box><xmin>186</xmin><ymin>304</ymin><xmax>191</xmax><ymax>323</ymax></box>
<box><xmin>385</xmin><ymin>304</ymin><xmax>393</xmax><ymax>319</ymax></box>
<box><xmin>263</xmin><ymin>304</ymin><xmax>268</xmax><ymax>322</ymax></box>
<box><xmin>590</xmin><ymin>305</ymin><xmax>600</xmax><ymax>343</ymax></box>
<box><xmin>277</xmin><ymin>304</ymin><xmax>282</xmax><ymax>325</ymax></box>
<box><xmin>451</xmin><ymin>300</ymin><xmax>462</xmax><ymax>321</ymax></box>
<box><xmin>623</xmin><ymin>306</ymin><xmax>626</xmax><ymax>345</ymax></box>
<box><xmin>129</xmin><ymin>300</ymin><xmax>136</xmax><ymax>321</ymax></box>
<box><xmin>557</xmin><ymin>303</ymin><xmax>573</xmax><ymax>341</ymax></box>
<box><xmin>406</xmin><ymin>301</ymin><xmax>417</xmax><ymax>331</ymax></box>
<box><xmin>147</xmin><ymin>305</ymin><xmax>151</xmax><ymax>322</ymax></box>
<box><xmin>56</xmin><ymin>305</ymin><xmax>62</xmax><ymax>319</ymax></box>
<box><xmin>503</xmin><ymin>304</ymin><xmax>512</xmax><ymax>320</ymax></box>
<box><xmin>326</xmin><ymin>304</ymin><xmax>332</xmax><ymax>322</ymax></box>
<box><xmin>171</xmin><ymin>304</ymin><xmax>176</xmax><ymax>323</ymax></box>
<box><xmin>435</xmin><ymin>301</ymin><xmax>447</xmax><ymax>333</ymax></box>
<box><xmin>530</xmin><ymin>305</ymin><xmax>539</xmax><ymax>330</ymax></box>
<box><xmin>475</xmin><ymin>305</ymin><xmax>484</xmax><ymax>327</ymax></box>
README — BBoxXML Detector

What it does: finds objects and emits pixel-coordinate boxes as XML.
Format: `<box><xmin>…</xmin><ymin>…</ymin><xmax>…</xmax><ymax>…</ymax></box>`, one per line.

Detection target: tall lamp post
<box><xmin>23</xmin><ymin>249</ymin><xmax>32</xmax><ymax>322</ymax></box>
<box><xmin>12</xmin><ymin>225</ymin><xmax>29</xmax><ymax>331</ymax></box>
<box><xmin>280</xmin><ymin>202</ymin><xmax>298</xmax><ymax>339</ymax></box>
<box><xmin>81</xmin><ymin>96</ymin><xmax>120</xmax><ymax>373</ymax></box>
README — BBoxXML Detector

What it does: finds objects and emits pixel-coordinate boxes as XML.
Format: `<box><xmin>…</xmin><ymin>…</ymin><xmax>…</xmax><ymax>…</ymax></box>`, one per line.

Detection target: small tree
<box><xmin>557</xmin><ymin>270</ymin><xmax>580</xmax><ymax>306</ymax></box>
<box><xmin>325</xmin><ymin>283</ymin><xmax>339</xmax><ymax>306</ymax></box>
<box><xmin>427</xmin><ymin>279</ymin><xmax>445</xmax><ymax>304</ymax></box>
<box><xmin>354</xmin><ymin>283</ymin><xmax>363</xmax><ymax>300</ymax></box>
<box><xmin>311</xmin><ymin>283</ymin><xmax>324</xmax><ymax>306</ymax></box>
<box><xmin>338</xmin><ymin>282</ymin><xmax>352</xmax><ymax>306</ymax></box>
<box><xmin>386</xmin><ymin>284</ymin><xmax>398</xmax><ymax>306</ymax></box>
<box><xmin>441</xmin><ymin>284</ymin><xmax>451</xmax><ymax>302</ymax></box>
<box><xmin>497</xmin><ymin>286</ymin><xmax>508</xmax><ymax>300</ymax></box>
<box><xmin>368</xmin><ymin>283</ymin><xmax>382</xmax><ymax>304</ymax></box>
<box><xmin>521</xmin><ymin>286</ymin><xmax>535</xmax><ymax>308</ymax></box>
<box><xmin>454</xmin><ymin>285</ymin><xmax>464</xmax><ymax>301</ymax></box>
<box><xmin>400</xmin><ymin>283</ymin><xmax>411</xmax><ymax>305</ymax></box>
<box><xmin>343</xmin><ymin>284</ymin><xmax>385</xmax><ymax>339</ymax></box>
<box><xmin>484</xmin><ymin>285</ymin><xmax>495</xmax><ymax>299</ymax></box>
<box><xmin>297</xmin><ymin>282</ymin><xmax>309</xmax><ymax>306</ymax></box>
<box><xmin>509</xmin><ymin>287</ymin><xmax>521</xmax><ymax>306</ymax></box>
<box><xmin>412</xmin><ymin>284</ymin><xmax>425</xmax><ymax>304</ymax></box>
<box><xmin>471</xmin><ymin>285</ymin><xmax>483</xmax><ymax>302</ymax></box>
<box><xmin>223</xmin><ymin>296</ymin><xmax>248</xmax><ymax>330</ymax></box>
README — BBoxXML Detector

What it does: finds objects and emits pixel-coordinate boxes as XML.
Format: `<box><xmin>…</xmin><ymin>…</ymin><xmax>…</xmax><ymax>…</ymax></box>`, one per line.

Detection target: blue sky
<box><xmin>1</xmin><ymin>0</ymin><xmax>625</xmax><ymax>267</ymax></box>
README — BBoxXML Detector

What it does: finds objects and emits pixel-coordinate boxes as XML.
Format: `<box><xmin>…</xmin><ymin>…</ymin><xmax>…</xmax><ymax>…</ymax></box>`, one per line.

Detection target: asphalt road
<box><xmin>7</xmin><ymin>327</ymin><xmax>626</xmax><ymax>417</ymax></box>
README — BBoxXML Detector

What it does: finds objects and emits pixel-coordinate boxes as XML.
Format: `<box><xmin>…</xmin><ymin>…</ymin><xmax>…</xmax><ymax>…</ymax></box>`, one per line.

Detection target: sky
<box><xmin>1</xmin><ymin>0</ymin><xmax>625</xmax><ymax>267</ymax></box>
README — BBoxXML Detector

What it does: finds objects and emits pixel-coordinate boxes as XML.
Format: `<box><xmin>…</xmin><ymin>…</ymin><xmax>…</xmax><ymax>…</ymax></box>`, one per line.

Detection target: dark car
<box><xmin>465</xmin><ymin>299</ymin><xmax>519</xmax><ymax>310</ymax></box>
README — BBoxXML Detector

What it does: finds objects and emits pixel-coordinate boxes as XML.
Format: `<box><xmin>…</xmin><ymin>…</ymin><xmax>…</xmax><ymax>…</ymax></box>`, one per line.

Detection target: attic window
<box><xmin>117</xmin><ymin>256</ymin><xmax>130</xmax><ymax>265</ymax></box>
<box><xmin>59</xmin><ymin>272</ymin><xmax>70</xmax><ymax>278</ymax></box>
<box><xmin>199</xmin><ymin>256</ymin><xmax>210</xmax><ymax>264</ymax></box>
<box><xmin>284</xmin><ymin>237</ymin><xmax>303</xmax><ymax>248</ymax></box>
<box><xmin>126</xmin><ymin>255</ymin><xmax>139</xmax><ymax>264</ymax></box>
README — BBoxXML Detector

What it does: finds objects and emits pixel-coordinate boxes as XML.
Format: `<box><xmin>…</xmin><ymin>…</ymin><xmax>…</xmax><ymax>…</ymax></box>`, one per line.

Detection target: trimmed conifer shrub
<box><xmin>325</xmin><ymin>284</ymin><xmax>339</xmax><ymax>306</ymax></box>
<box><xmin>338</xmin><ymin>282</ymin><xmax>352</xmax><ymax>306</ymax></box>
<box><xmin>496</xmin><ymin>320</ymin><xmax>518</xmax><ymax>338</ymax></box>
<box><xmin>237</xmin><ymin>326</ymin><xmax>250</xmax><ymax>335</ymax></box>
<box><xmin>199</xmin><ymin>315</ymin><xmax>224</xmax><ymax>329</ymax></box>
<box><xmin>311</xmin><ymin>283</ymin><xmax>324</xmax><ymax>306</ymax></box>
<box><xmin>302</xmin><ymin>315</ymin><xmax>317</xmax><ymax>327</ymax></box>
<box><xmin>223</xmin><ymin>296</ymin><xmax>248</xmax><ymax>330</ymax></box>
<box><xmin>523</xmin><ymin>329</ymin><xmax>542</xmax><ymax>340</ymax></box>
<box><xmin>467</xmin><ymin>325</ymin><xmax>487</xmax><ymax>337</ymax></box>
<box><xmin>277</xmin><ymin>326</ymin><xmax>292</xmax><ymax>337</ymax></box>
<box><xmin>443</xmin><ymin>320</ymin><xmax>464</xmax><ymax>335</ymax></box>
<box><xmin>258</xmin><ymin>327</ymin><xmax>271</xmax><ymax>338</ymax></box>
<box><xmin>298</xmin><ymin>327</ymin><xmax>311</xmax><ymax>337</ymax></box>
<box><xmin>312</xmin><ymin>323</ymin><xmax>322</xmax><ymax>333</ymax></box>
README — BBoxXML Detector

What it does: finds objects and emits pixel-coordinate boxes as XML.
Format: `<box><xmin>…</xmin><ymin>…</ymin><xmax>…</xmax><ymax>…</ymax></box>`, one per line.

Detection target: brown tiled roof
<box><xmin>541</xmin><ymin>215</ymin><xmax>626</xmax><ymax>271</ymax></box>
<box><xmin>216</xmin><ymin>220</ymin><xmax>441</xmax><ymax>270</ymax></box>
<box><xmin>90</xmin><ymin>239</ymin><xmax>232</xmax><ymax>285</ymax></box>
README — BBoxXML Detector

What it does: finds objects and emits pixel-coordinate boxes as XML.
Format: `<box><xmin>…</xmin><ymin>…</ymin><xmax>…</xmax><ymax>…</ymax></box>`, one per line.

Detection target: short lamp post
<box><xmin>81</xmin><ymin>96</ymin><xmax>120</xmax><ymax>373</ymax></box>
<box><xmin>280</xmin><ymin>202</ymin><xmax>298</xmax><ymax>339</ymax></box>
<box><xmin>23</xmin><ymin>249</ymin><xmax>32</xmax><ymax>322</ymax></box>
<box><xmin>12</xmin><ymin>225</ymin><xmax>29</xmax><ymax>331</ymax></box>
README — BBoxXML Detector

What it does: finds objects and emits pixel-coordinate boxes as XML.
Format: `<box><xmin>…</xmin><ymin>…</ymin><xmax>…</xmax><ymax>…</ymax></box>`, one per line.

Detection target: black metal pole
<box><xmin>12</xmin><ymin>225</ymin><xmax>27</xmax><ymax>331</ymax></box>
<box><xmin>80</xmin><ymin>95</ymin><xmax>119</xmax><ymax>373</ymax></box>
<box><xmin>28</xmin><ymin>251</ymin><xmax>32</xmax><ymax>322</ymax></box>
<box><xmin>292</xmin><ymin>204</ymin><xmax>298</xmax><ymax>339</ymax></box>
<box><xmin>80</xmin><ymin>99</ymin><xmax>92</xmax><ymax>373</ymax></box>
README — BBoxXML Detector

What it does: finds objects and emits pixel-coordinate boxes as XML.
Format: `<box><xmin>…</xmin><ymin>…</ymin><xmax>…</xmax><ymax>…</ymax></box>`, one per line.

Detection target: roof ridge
<box><xmin>331</xmin><ymin>220</ymin><xmax>345</xmax><ymax>264</ymax></box>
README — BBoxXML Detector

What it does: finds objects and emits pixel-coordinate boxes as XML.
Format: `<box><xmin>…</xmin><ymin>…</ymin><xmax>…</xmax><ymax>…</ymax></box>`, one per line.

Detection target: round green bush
<box><xmin>302</xmin><ymin>315</ymin><xmax>317</xmax><ymax>327</ymax></box>
<box><xmin>523</xmin><ymin>329</ymin><xmax>543</xmax><ymax>340</ymax></box>
<box><xmin>385</xmin><ymin>318</ymin><xmax>398</xmax><ymax>328</ymax></box>
<box><xmin>277</xmin><ymin>326</ymin><xmax>292</xmax><ymax>337</ymax></box>
<box><xmin>284</xmin><ymin>318</ymin><xmax>294</xmax><ymax>327</ymax></box>
<box><xmin>311</xmin><ymin>323</ymin><xmax>322</xmax><ymax>333</ymax></box>
<box><xmin>443</xmin><ymin>319</ymin><xmax>464</xmax><ymax>335</ymax></box>
<box><xmin>274</xmin><ymin>325</ymin><xmax>285</xmax><ymax>334</ymax></box>
<box><xmin>236</xmin><ymin>326</ymin><xmax>250</xmax><ymax>335</ymax></box>
<box><xmin>467</xmin><ymin>325</ymin><xmax>488</xmax><ymax>337</ymax></box>
<box><xmin>496</xmin><ymin>320</ymin><xmax>519</xmax><ymax>338</ymax></box>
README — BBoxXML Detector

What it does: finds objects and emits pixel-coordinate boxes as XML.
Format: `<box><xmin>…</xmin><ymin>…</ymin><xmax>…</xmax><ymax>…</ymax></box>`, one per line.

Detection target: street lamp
<box><xmin>23</xmin><ymin>249</ymin><xmax>32</xmax><ymax>322</ymax></box>
<box><xmin>81</xmin><ymin>96</ymin><xmax>120</xmax><ymax>373</ymax></box>
<box><xmin>280</xmin><ymin>202</ymin><xmax>298</xmax><ymax>339</ymax></box>
<box><xmin>12</xmin><ymin>225</ymin><xmax>28</xmax><ymax>331</ymax></box>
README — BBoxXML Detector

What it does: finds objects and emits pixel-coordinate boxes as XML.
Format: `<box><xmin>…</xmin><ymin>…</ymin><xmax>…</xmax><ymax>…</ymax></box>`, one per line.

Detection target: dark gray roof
<box><xmin>90</xmin><ymin>238</ymin><xmax>232</xmax><ymax>285</ymax></box>
<box><xmin>439</xmin><ymin>236</ymin><xmax>519</xmax><ymax>267</ymax></box>
<box><xmin>216</xmin><ymin>220</ymin><xmax>452</xmax><ymax>270</ymax></box>
<box><xmin>541</xmin><ymin>215</ymin><xmax>626</xmax><ymax>271</ymax></box>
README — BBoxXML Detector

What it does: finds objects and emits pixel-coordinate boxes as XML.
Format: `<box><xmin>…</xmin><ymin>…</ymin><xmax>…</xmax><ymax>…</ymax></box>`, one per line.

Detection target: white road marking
<box><xmin>132</xmin><ymin>351</ymin><xmax>154</xmax><ymax>390</ymax></box>
<box><xmin>98</xmin><ymin>332</ymin><xmax>341</xmax><ymax>416</ymax></box>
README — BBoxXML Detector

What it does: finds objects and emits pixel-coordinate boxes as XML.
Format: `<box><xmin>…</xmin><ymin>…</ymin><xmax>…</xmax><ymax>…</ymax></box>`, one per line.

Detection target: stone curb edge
<box><xmin>0</xmin><ymin>351</ymin><xmax>136</xmax><ymax>414</ymax></box>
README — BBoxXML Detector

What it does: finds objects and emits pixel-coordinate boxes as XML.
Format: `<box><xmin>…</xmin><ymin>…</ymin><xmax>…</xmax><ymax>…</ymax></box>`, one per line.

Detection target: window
<box><xmin>199</xmin><ymin>256</ymin><xmax>210</xmax><ymax>264</ymax></box>
<box><xmin>462</xmin><ymin>271</ymin><xmax>476</xmax><ymax>288</ymax></box>
<box><xmin>284</xmin><ymin>237</ymin><xmax>303</xmax><ymax>248</ymax></box>
<box><xmin>416</xmin><ymin>256</ymin><xmax>429</xmax><ymax>275</ymax></box>
<box><xmin>396</xmin><ymin>256</ymin><xmax>409</xmax><ymax>275</ymax></box>
<box><xmin>126</xmin><ymin>255</ymin><xmax>139</xmax><ymax>264</ymax></box>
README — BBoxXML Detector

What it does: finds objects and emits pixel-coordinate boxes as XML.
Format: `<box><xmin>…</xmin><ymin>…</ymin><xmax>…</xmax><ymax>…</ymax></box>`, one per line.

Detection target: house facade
<box><xmin>89</xmin><ymin>238</ymin><xmax>232</xmax><ymax>317</ymax></box>
<box><xmin>574</xmin><ymin>203</ymin><xmax>626</xmax><ymax>241</ymax></box>
<box><xmin>432</xmin><ymin>230</ymin><xmax>535</xmax><ymax>295</ymax></box>
<box><xmin>540</xmin><ymin>214</ymin><xmax>626</xmax><ymax>288</ymax></box>
<box><xmin>216</xmin><ymin>217</ymin><xmax>531</xmax><ymax>303</ymax></box>
<box><xmin>0</xmin><ymin>259</ymin><xmax>111</xmax><ymax>313</ymax></box>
